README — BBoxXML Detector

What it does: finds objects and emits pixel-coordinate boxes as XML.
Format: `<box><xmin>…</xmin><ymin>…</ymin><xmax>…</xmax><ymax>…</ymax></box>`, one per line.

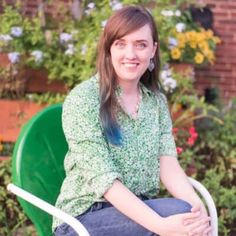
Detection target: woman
<box><xmin>53</xmin><ymin>5</ymin><xmax>211</xmax><ymax>236</ymax></box>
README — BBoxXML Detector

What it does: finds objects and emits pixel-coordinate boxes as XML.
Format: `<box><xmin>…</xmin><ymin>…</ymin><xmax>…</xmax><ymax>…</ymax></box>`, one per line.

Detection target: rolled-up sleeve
<box><xmin>158</xmin><ymin>93</ymin><xmax>177</xmax><ymax>158</ymax></box>
<box><xmin>62</xmin><ymin>89</ymin><xmax>122</xmax><ymax>199</ymax></box>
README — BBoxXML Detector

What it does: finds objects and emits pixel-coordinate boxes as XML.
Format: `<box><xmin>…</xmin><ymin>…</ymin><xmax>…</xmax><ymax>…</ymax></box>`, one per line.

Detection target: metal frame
<box><xmin>7</xmin><ymin>177</ymin><xmax>218</xmax><ymax>236</ymax></box>
<box><xmin>188</xmin><ymin>177</ymin><xmax>218</xmax><ymax>236</ymax></box>
<box><xmin>7</xmin><ymin>184</ymin><xmax>90</xmax><ymax>236</ymax></box>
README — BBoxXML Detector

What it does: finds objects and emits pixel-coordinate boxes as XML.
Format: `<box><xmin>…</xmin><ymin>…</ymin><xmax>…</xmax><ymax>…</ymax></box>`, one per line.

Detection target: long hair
<box><xmin>96</xmin><ymin>5</ymin><xmax>161</xmax><ymax>145</ymax></box>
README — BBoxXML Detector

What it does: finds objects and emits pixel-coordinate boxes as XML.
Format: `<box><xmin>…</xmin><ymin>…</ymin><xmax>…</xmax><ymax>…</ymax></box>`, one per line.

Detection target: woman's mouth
<box><xmin>122</xmin><ymin>63</ymin><xmax>139</xmax><ymax>68</ymax></box>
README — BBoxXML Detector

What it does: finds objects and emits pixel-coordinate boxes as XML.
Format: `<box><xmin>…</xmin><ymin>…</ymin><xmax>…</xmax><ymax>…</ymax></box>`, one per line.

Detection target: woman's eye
<box><xmin>136</xmin><ymin>43</ymin><xmax>146</xmax><ymax>49</ymax></box>
<box><xmin>115</xmin><ymin>41</ymin><xmax>125</xmax><ymax>48</ymax></box>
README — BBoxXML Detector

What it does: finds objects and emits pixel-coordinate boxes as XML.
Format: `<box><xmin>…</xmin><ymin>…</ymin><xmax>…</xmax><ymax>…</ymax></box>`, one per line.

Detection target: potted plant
<box><xmin>152</xmin><ymin>0</ymin><xmax>221</xmax><ymax>76</ymax></box>
<box><xmin>0</xmin><ymin>3</ymin><xmax>67</xmax><ymax>95</ymax></box>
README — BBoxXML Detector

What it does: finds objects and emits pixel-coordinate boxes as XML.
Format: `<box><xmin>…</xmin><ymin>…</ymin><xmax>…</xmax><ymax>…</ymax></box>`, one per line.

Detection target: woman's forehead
<box><xmin>115</xmin><ymin>24</ymin><xmax>153</xmax><ymax>41</ymax></box>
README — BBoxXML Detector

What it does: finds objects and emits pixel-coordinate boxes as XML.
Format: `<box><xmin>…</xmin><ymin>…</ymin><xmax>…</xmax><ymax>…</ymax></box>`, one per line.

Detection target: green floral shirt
<box><xmin>53</xmin><ymin>74</ymin><xmax>177</xmax><ymax>230</ymax></box>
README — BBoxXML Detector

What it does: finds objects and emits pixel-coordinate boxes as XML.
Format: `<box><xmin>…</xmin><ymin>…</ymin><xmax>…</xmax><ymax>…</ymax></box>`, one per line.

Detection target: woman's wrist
<box><xmin>153</xmin><ymin>216</ymin><xmax>167</xmax><ymax>235</ymax></box>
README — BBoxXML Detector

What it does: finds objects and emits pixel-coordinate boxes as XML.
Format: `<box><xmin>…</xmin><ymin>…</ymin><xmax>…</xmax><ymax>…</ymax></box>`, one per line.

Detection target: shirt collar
<box><xmin>115</xmin><ymin>82</ymin><xmax>152</xmax><ymax>97</ymax></box>
<box><xmin>140</xmin><ymin>83</ymin><xmax>152</xmax><ymax>96</ymax></box>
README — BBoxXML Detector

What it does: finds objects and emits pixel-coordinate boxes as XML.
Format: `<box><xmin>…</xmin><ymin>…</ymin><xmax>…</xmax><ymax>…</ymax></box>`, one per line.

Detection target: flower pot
<box><xmin>0</xmin><ymin>99</ymin><xmax>47</xmax><ymax>142</ymax></box>
<box><xmin>0</xmin><ymin>53</ymin><xmax>68</xmax><ymax>96</ymax></box>
<box><xmin>25</xmin><ymin>68</ymin><xmax>68</xmax><ymax>93</ymax></box>
<box><xmin>170</xmin><ymin>63</ymin><xmax>195</xmax><ymax>79</ymax></box>
<box><xmin>0</xmin><ymin>53</ymin><xmax>10</xmax><ymax>67</ymax></box>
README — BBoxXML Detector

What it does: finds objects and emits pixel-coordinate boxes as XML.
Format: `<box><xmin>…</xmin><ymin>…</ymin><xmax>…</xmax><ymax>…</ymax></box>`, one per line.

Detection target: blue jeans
<box><xmin>54</xmin><ymin>198</ymin><xmax>192</xmax><ymax>236</ymax></box>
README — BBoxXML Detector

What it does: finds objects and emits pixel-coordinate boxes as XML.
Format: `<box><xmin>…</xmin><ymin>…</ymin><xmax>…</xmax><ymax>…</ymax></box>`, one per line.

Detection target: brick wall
<box><xmin>0</xmin><ymin>0</ymin><xmax>71</xmax><ymax>16</ymax></box>
<box><xmin>195</xmin><ymin>0</ymin><xmax>236</xmax><ymax>102</ymax></box>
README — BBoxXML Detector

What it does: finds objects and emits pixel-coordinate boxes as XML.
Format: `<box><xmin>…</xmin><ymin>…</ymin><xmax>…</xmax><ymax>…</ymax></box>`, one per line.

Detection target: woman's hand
<box><xmin>159</xmin><ymin>209</ymin><xmax>211</xmax><ymax>236</ymax></box>
<box><xmin>184</xmin><ymin>202</ymin><xmax>212</xmax><ymax>236</ymax></box>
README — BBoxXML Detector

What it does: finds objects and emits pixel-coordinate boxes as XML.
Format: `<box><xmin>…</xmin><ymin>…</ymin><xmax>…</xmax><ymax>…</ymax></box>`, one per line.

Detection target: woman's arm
<box><xmin>160</xmin><ymin>156</ymin><xmax>203</xmax><ymax>207</ymax></box>
<box><xmin>104</xmin><ymin>180</ymin><xmax>163</xmax><ymax>234</ymax></box>
<box><xmin>160</xmin><ymin>156</ymin><xmax>212</xmax><ymax>235</ymax></box>
<box><xmin>104</xmin><ymin>179</ymin><xmax>205</xmax><ymax>236</ymax></box>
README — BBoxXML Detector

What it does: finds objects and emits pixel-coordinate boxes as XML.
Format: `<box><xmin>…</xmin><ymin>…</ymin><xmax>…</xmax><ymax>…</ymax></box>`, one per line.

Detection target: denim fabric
<box><xmin>54</xmin><ymin>198</ymin><xmax>192</xmax><ymax>236</ymax></box>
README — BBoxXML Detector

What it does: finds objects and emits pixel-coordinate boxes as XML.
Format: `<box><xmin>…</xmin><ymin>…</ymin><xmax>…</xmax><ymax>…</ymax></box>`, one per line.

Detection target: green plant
<box><xmin>0</xmin><ymin>142</ymin><xmax>14</xmax><ymax>157</ymax></box>
<box><xmin>169</xmin><ymin>28</ymin><xmax>221</xmax><ymax>65</ymax></box>
<box><xmin>0</xmin><ymin>2</ymin><xmax>46</xmax><ymax>63</ymax></box>
<box><xmin>0</xmin><ymin>2</ymin><xmax>47</xmax><ymax>98</ymax></box>
<box><xmin>151</xmin><ymin>0</ymin><xmax>221</xmax><ymax>66</ymax></box>
<box><xmin>0</xmin><ymin>159</ymin><xmax>36</xmax><ymax>236</ymax></box>
<box><xmin>159</xmin><ymin>65</ymin><xmax>222</xmax><ymax>127</ymax></box>
<box><xmin>25</xmin><ymin>92</ymin><xmax>66</xmax><ymax>105</ymax></box>
<box><xmin>187</xmin><ymin>100</ymin><xmax>236</xmax><ymax>235</ymax></box>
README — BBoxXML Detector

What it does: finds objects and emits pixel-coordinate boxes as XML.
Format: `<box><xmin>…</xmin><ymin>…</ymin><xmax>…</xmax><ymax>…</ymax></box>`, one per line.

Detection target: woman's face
<box><xmin>110</xmin><ymin>24</ymin><xmax>157</xmax><ymax>85</ymax></box>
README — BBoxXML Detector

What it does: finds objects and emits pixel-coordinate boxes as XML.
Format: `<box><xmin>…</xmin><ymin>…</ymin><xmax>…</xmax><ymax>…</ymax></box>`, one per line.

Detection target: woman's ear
<box><xmin>151</xmin><ymin>42</ymin><xmax>158</xmax><ymax>58</ymax></box>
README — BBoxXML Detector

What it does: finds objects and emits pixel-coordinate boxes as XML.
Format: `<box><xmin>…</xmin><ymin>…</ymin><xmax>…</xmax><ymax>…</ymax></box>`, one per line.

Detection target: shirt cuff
<box><xmin>159</xmin><ymin>133</ymin><xmax>177</xmax><ymax>158</ymax></box>
<box><xmin>89</xmin><ymin>171</ymin><xmax>123</xmax><ymax>199</ymax></box>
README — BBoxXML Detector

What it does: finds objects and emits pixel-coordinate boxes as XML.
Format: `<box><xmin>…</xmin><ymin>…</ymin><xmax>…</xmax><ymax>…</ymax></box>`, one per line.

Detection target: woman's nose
<box><xmin>125</xmin><ymin>45</ymin><xmax>137</xmax><ymax>59</ymax></box>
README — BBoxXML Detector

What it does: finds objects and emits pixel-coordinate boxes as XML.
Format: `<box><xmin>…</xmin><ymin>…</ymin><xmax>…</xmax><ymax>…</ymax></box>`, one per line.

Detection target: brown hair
<box><xmin>96</xmin><ymin>5</ymin><xmax>161</xmax><ymax>145</ymax></box>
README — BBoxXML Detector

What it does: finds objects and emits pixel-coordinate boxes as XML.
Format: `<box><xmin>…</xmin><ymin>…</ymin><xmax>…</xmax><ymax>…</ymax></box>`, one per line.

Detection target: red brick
<box><xmin>218</xmin><ymin>4</ymin><xmax>236</xmax><ymax>10</ymax></box>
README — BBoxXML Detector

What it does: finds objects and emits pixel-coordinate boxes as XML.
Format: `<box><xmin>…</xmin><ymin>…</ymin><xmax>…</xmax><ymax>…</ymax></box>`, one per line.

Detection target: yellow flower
<box><xmin>186</xmin><ymin>31</ymin><xmax>196</xmax><ymax>41</ymax></box>
<box><xmin>195</xmin><ymin>33</ymin><xmax>202</xmax><ymax>43</ymax></box>
<box><xmin>171</xmin><ymin>48</ymin><xmax>181</xmax><ymax>60</ymax></box>
<box><xmin>198</xmin><ymin>41</ymin><xmax>209</xmax><ymax>52</ymax></box>
<box><xmin>0</xmin><ymin>144</ymin><xmax>3</xmax><ymax>152</ymax></box>
<box><xmin>190</xmin><ymin>41</ymin><xmax>197</xmax><ymax>49</ymax></box>
<box><xmin>212</xmin><ymin>36</ymin><xmax>221</xmax><ymax>44</ymax></box>
<box><xmin>178</xmin><ymin>39</ymin><xmax>186</xmax><ymax>48</ymax></box>
<box><xmin>176</xmin><ymin>33</ymin><xmax>186</xmax><ymax>48</ymax></box>
<box><xmin>169</xmin><ymin>27</ymin><xmax>220</xmax><ymax>65</ymax></box>
<box><xmin>204</xmin><ymin>50</ymin><xmax>215</xmax><ymax>64</ymax></box>
<box><xmin>194</xmin><ymin>52</ymin><xmax>204</xmax><ymax>64</ymax></box>
<box><xmin>205</xmin><ymin>30</ymin><xmax>213</xmax><ymax>39</ymax></box>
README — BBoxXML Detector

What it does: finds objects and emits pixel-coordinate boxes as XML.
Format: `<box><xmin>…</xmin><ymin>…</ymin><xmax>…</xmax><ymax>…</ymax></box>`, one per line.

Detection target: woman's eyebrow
<box><xmin>135</xmin><ymin>40</ymin><xmax>148</xmax><ymax>43</ymax></box>
<box><xmin>114</xmin><ymin>39</ymin><xmax>149</xmax><ymax>43</ymax></box>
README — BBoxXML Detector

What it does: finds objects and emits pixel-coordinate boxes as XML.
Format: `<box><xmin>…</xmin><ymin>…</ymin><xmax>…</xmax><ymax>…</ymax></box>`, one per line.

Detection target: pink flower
<box><xmin>187</xmin><ymin>137</ymin><xmax>195</xmax><ymax>146</ymax></box>
<box><xmin>177</xmin><ymin>147</ymin><xmax>183</xmax><ymax>154</ymax></box>
<box><xmin>172</xmin><ymin>127</ymin><xmax>179</xmax><ymax>133</ymax></box>
<box><xmin>189</xmin><ymin>127</ymin><xmax>198</xmax><ymax>137</ymax></box>
<box><xmin>189</xmin><ymin>126</ymin><xmax>196</xmax><ymax>134</ymax></box>
<box><xmin>188</xmin><ymin>126</ymin><xmax>198</xmax><ymax>146</ymax></box>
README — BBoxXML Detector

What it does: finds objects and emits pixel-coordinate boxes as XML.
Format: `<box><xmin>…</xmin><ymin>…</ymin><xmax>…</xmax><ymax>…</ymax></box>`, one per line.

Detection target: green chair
<box><xmin>7</xmin><ymin>104</ymin><xmax>218</xmax><ymax>236</ymax></box>
<box><xmin>8</xmin><ymin>104</ymin><xmax>89</xmax><ymax>236</ymax></box>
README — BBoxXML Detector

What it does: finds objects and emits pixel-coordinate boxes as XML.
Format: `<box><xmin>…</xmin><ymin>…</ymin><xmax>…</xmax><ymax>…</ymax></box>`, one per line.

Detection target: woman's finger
<box><xmin>182</xmin><ymin>210</ymin><xmax>201</xmax><ymax>222</ymax></box>
<box><xmin>191</xmin><ymin>204</ymin><xmax>201</xmax><ymax>213</ymax></box>
<box><xmin>203</xmin><ymin>225</ymin><xmax>212</xmax><ymax>236</ymax></box>
<box><xmin>187</xmin><ymin>218</ymin><xmax>211</xmax><ymax>235</ymax></box>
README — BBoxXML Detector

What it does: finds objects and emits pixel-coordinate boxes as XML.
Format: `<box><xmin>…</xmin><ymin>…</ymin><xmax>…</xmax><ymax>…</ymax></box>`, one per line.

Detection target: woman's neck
<box><xmin>118</xmin><ymin>80</ymin><xmax>140</xmax><ymax>96</ymax></box>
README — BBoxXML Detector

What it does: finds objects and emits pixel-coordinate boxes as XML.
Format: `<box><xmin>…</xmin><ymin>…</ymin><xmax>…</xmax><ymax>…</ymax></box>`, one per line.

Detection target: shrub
<box><xmin>191</xmin><ymin>100</ymin><xmax>236</xmax><ymax>235</ymax></box>
<box><xmin>0</xmin><ymin>159</ymin><xmax>36</xmax><ymax>236</ymax></box>
<box><xmin>151</xmin><ymin>0</ymin><xmax>221</xmax><ymax>66</ymax></box>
